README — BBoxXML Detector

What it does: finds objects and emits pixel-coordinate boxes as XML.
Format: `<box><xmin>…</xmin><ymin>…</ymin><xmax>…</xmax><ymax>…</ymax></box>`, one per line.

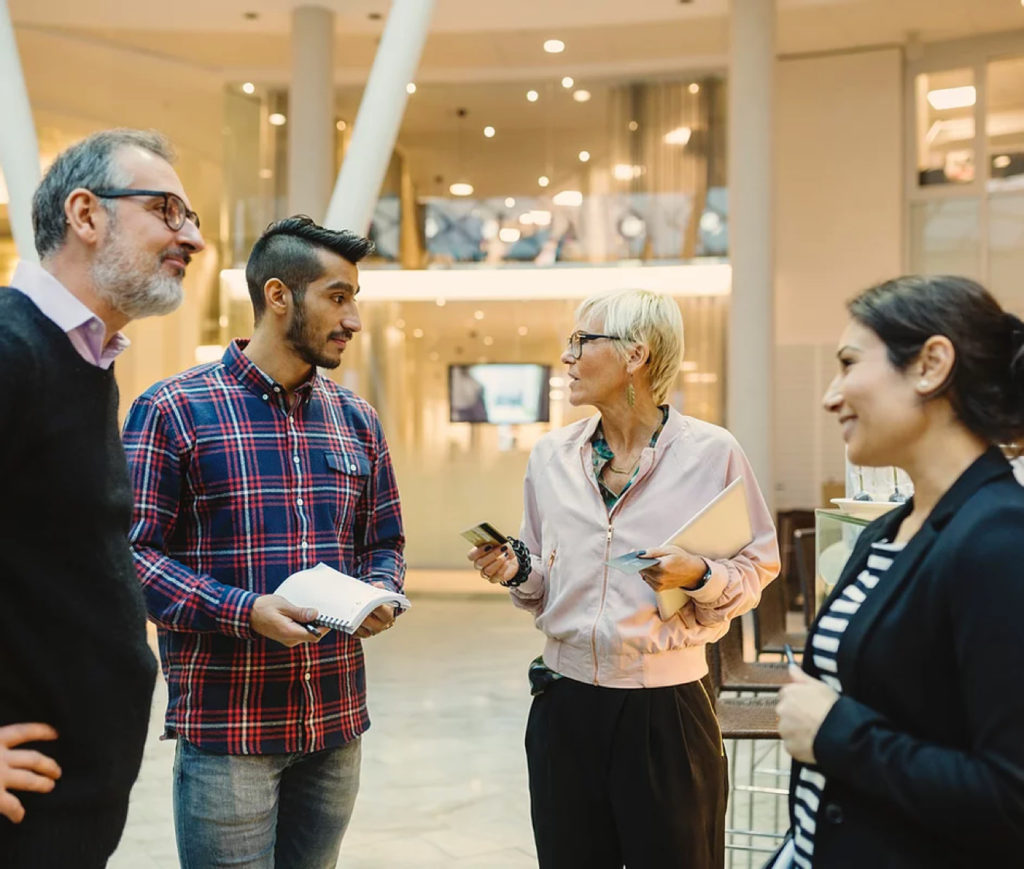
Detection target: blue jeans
<box><xmin>173</xmin><ymin>736</ymin><xmax>361</xmax><ymax>869</ymax></box>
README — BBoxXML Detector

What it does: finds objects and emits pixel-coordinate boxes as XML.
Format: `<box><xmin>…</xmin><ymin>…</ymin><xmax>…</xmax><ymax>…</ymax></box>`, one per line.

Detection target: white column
<box><xmin>727</xmin><ymin>0</ymin><xmax>775</xmax><ymax>502</ymax></box>
<box><xmin>288</xmin><ymin>5</ymin><xmax>335</xmax><ymax>221</ymax></box>
<box><xmin>324</xmin><ymin>0</ymin><xmax>436</xmax><ymax>234</ymax></box>
<box><xmin>0</xmin><ymin>0</ymin><xmax>40</xmax><ymax>262</ymax></box>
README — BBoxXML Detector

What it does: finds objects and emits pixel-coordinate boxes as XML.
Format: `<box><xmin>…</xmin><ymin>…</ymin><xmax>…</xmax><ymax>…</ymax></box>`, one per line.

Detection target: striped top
<box><xmin>791</xmin><ymin>539</ymin><xmax>906</xmax><ymax>867</ymax></box>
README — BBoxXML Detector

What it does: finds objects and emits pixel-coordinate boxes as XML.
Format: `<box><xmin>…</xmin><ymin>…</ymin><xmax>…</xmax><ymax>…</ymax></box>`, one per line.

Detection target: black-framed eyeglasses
<box><xmin>567</xmin><ymin>330</ymin><xmax>622</xmax><ymax>360</ymax></box>
<box><xmin>91</xmin><ymin>188</ymin><xmax>200</xmax><ymax>232</ymax></box>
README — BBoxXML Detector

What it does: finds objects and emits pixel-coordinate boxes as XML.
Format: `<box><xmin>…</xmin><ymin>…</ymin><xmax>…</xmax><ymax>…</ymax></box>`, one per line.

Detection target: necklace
<box><xmin>606</xmin><ymin>451</ymin><xmax>642</xmax><ymax>475</ymax></box>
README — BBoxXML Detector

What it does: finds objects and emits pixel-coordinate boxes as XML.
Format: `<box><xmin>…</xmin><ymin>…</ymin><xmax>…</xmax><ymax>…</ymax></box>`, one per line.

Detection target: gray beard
<box><xmin>91</xmin><ymin>232</ymin><xmax>184</xmax><ymax>320</ymax></box>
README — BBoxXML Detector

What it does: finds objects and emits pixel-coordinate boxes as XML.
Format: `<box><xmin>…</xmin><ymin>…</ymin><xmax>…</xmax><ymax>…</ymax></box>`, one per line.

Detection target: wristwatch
<box><xmin>690</xmin><ymin>559</ymin><xmax>713</xmax><ymax>591</ymax></box>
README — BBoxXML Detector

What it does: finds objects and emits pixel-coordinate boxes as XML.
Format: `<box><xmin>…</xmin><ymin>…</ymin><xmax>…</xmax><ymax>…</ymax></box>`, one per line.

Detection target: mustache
<box><xmin>329</xmin><ymin>330</ymin><xmax>354</xmax><ymax>342</ymax></box>
<box><xmin>162</xmin><ymin>247</ymin><xmax>192</xmax><ymax>266</ymax></box>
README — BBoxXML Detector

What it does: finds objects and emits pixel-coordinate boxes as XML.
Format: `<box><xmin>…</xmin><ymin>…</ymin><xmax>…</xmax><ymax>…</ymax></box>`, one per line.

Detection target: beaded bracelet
<box><xmin>500</xmin><ymin>537</ymin><xmax>532</xmax><ymax>588</ymax></box>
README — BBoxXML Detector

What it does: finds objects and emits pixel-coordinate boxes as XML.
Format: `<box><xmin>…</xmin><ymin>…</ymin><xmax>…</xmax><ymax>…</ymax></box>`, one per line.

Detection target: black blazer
<box><xmin>789</xmin><ymin>447</ymin><xmax>1024</xmax><ymax>867</ymax></box>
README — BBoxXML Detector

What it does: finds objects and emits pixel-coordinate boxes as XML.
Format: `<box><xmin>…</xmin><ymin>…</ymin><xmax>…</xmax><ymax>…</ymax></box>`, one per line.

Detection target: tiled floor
<box><xmin>109</xmin><ymin>595</ymin><xmax>542</xmax><ymax>868</ymax></box>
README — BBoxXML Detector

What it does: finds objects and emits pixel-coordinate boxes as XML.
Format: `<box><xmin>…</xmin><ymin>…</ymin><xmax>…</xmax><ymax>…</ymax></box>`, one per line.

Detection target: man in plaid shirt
<box><xmin>123</xmin><ymin>216</ymin><xmax>405</xmax><ymax>868</ymax></box>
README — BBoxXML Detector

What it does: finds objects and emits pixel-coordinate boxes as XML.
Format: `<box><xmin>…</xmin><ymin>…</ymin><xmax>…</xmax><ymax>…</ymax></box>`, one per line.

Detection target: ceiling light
<box><xmin>413</xmin><ymin>328</ymin><xmax>424</xmax><ymax>338</ymax></box>
<box><xmin>562</xmin><ymin>76</ymin><xmax>574</xmax><ymax>89</ymax></box>
<box><xmin>544</xmin><ymin>39</ymin><xmax>565</xmax><ymax>54</ymax></box>
<box><xmin>504</xmin><ymin>197</ymin><xmax>516</xmax><ymax>208</ymax></box>
<box><xmin>395</xmin><ymin>318</ymin><xmax>406</xmax><ymax>329</ymax></box>
<box><xmin>483</xmin><ymin>126</ymin><xmax>496</xmax><ymax>138</ymax></box>
<box><xmin>474</xmin><ymin>310</ymin><xmax>485</xmax><ymax>320</ymax></box>
<box><xmin>336</xmin><ymin>120</ymin><xmax>347</xmax><ymax>131</ymax></box>
<box><xmin>529</xmin><ymin>209</ymin><xmax>552</xmax><ymax>226</ymax></box>
<box><xmin>527</xmin><ymin>89</ymin><xmax>539</xmax><ymax>102</ymax></box>
<box><xmin>613</xmin><ymin>163</ymin><xmax>644</xmax><ymax>181</ymax></box>
<box><xmin>688</xmin><ymin>82</ymin><xmax>700</xmax><ymax>94</ymax></box>
<box><xmin>268</xmin><ymin>113</ymin><xmax>287</xmax><ymax>126</ymax></box>
<box><xmin>449</xmin><ymin>182</ymin><xmax>474</xmax><ymax>196</ymax></box>
<box><xmin>518</xmin><ymin>326</ymin><xmax>529</xmax><ymax>336</ymax></box>
<box><xmin>994</xmin><ymin>154</ymin><xmax>1012</xmax><ymax>169</ymax></box>
<box><xmin>619</xmin><ymin>214</ymin><xmax>646</xmax><ymax>239</ymax></box>
<box><xmin>927</xmin><ymin>86</ymin><xmax>976</xmax><ymax>111</ymax></box>
<box><xmin>436</xmin><ymin>298</ymin><xmax>446</xmax><ymax>307</ymax></box>
<box><xmin>664</xmin><ymin>126</ymin><xmax>692</xmax><ymax>146</ymax></box>
<box><xmin>499</xmin><ymin>227</ymin><xmax>521</xmax><ymax>243</ymax></box>
<box><xmin>573</xmin><ymin>89</ymin><xmax>591</xmax><ymax>103</ymax></box>
<box><xmin>628</xmin><ymin>120</ymin><xmax>639</xmax><ymax>132</ymax></box>
<box><xmin>553</xmin><ymin>190</ymin><xmax>583</xmax><ymax>207</ymax></box>
<box><xmin>258</xmin><ymin>168</ymin><xmax>273</xmax><ymax>179</ymax></box>
<box><xmin>483</xmin><ymin>336</ymin><xmax>494</xmax><ymax>346</ymax></box>
<box><xmin>538</xmin><ymin>175</ymin><xmax>550</xmax><ymax>188</ymax></box>
<box><xmin>241</xmin><ymin>82</ymin><xmax>255</xmax><ymax>95</ymax></box>
<box><xmin>578</xmin><ymin>150</ymin><xmax>591</xmax><ymax>162</ymax></box>
<box><xmin>406</xmin><ymin>82</ymin><xmax>417</xmax><ymax>94</ymax></box>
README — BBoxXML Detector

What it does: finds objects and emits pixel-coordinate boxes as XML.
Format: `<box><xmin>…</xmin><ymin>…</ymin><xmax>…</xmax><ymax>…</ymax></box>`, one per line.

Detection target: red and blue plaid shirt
<box><xmin>123</xmin><ymin>339</ymin><xmax>404</xmax><ymax>755</ymax></box>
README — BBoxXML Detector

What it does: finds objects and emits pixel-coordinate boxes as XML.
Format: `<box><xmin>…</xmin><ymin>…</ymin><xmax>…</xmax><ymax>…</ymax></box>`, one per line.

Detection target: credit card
<box><xmin>605</xmin><ymin>550</ymin><xmax>661</xmax><ymax>574</ymax></box>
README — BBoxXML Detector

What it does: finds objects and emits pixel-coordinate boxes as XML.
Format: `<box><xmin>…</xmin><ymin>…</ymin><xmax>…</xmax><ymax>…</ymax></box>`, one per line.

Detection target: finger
<box><xmin>2</xmin><ymin>768</ymin><xmax>60</xmax><ymax>793</ymax></box>
<box><xmin>467</xmin><ymin>544</ymin><xmax>498</xmax><ymax>561</ymax></box>
<box><xmin>0</xmin><ymin>792</ymin><xmax>26</xmax><ymax>824</ymax></box>
<box><xmin>0</xmin><ymin>723</ymin><xmax>59</xmax><ymax>747</ymax></box>
<box><xmin>787</xmin><ymin>665</ymin><xmax>814</xmax><ymax>682</ymax></box>
<box><xmin>6</xmin><ymin>750</ymin><xmax>62</xmax><ymax>780</ymax></box>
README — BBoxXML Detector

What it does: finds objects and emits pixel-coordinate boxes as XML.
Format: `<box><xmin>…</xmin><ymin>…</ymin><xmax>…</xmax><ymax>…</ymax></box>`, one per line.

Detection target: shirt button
<box><xmin>262</xmin><ymin>393</ymin><xmax>269</xmax><ymax>400</ymax></box>
<box><xmin>273</xmin><ymin>386</ymin><xmax>281</xmax><ymax>393</ymax></box>
<box><xmin>296</xmin><ymin>498</ymin><xmax>304</xmax><ymax>506</ymax></box>
<box><xmin>824</xmin><ymin>803</ymin><xmax>844</xmax><ymax>825</ymax></box>
<box><xmin>349</xmin><ymin>464</ymin><xmax>357</xmax><ymax>472</ymax></box>
<box><xmin>301</xmin><ymin>540</ymin><xmax>308</xmax><ymax>548</ymax></box>
<box><xmin>293</xmin><ymin>455</ymin><xmax>300</xmax><ymax>464</ymax></box>
<box><xmin>304</xmin><ymin>672</ymin><xmax>312</xmax><ymax>681</ymax></box>
<box><xmin>289</xmin><ymin>418</ymin><xmax>295</xmax><ymax>426</ymax></box>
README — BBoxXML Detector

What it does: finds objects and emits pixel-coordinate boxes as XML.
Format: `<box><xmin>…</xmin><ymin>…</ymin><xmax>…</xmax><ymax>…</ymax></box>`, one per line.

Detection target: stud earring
<box><xmin>918</xmin><ymin>380</ymin><xmax>929</xmax><ymax>390</ymax></box>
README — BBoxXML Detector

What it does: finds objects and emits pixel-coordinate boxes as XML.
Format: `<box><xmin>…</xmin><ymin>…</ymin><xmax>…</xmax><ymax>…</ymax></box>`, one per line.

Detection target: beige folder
<box><xmin>655</xmin><ymin>476</ymin><xmax>753</xmax><ymax>620</ymax></box>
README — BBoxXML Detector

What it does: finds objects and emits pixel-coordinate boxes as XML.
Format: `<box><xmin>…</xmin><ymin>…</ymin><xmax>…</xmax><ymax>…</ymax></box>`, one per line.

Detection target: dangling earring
<box><xmin>626</xmin><ymin>375</ymin><xmax>636</xmax><ymax>408</ymax></box>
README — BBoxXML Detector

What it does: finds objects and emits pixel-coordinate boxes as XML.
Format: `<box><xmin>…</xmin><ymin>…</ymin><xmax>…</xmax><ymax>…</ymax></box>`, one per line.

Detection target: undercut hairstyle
<box><xmin>32</xmin><ymin>128</ymin><xmax>175</xmax><ymax>259</ymax></box>
<box><xmin>849</xmin><ymin>274</ymin><xmax>1024</xmax><ymax>444</ymax></box>
<box><xmin>245</xmin><ymin>216</ymin><xmax>375</xmax><ymax>321</ymax></box>
<box><xmin>576</xmin><ymin>288</ymin><xmax>684</xmax><ymax>405</ymax></box>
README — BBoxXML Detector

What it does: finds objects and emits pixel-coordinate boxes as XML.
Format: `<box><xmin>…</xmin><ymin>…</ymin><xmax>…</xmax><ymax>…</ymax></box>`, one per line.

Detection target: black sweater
<box><xmin>0</xmin><ymin>288</ymin><xmax>157</xmax><ymax>866</ymax></box>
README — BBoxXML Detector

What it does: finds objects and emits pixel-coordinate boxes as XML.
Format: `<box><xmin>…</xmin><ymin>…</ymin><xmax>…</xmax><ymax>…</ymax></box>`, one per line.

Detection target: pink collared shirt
<box><xmin>11</xmin><ymin>261</ymin><xmax>130</xmax><ymax>369</ymax></box>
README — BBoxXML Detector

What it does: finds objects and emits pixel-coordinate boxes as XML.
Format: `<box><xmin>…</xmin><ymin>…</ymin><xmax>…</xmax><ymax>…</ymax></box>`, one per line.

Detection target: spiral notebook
<box><xmin>275</xmin><ymin>563</ymin><xmax>410</xmax><ymax>634</ymax></box>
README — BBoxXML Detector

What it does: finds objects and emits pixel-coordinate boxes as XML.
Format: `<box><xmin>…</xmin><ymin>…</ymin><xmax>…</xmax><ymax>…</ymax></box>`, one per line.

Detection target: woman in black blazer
<box><xmin>775</xmin><ymin>275</ymin><xmax>1024</xmax><ymax>868</ymax></box>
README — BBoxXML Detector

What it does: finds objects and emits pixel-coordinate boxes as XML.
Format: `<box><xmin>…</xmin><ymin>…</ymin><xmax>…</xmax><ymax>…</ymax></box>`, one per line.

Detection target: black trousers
<box><xmin>526</xmin><ymin>675</ymin><xmax>728</xmax><ymax>869</ymax></box>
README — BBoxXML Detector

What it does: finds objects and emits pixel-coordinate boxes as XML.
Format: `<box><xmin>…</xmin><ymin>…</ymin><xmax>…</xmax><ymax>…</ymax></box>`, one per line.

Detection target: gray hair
<box><xmin>32</xmin><ymin>129</ymin><xmax>175</xmax><ymax>259</ymax></box>
<box><xmin>576</xmin><ymin>288</ymin><xmax>684</xmax><ymax>405</ymax></box>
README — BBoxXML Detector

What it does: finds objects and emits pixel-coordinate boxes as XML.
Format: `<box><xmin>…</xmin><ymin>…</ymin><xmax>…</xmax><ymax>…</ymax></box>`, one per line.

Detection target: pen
<box><xmin>783</xmin><ymin>643</ymin><xmax>798</xmax><ymax>668</ymax></box>
<box><xmin>303</xmin><ymin>622</ymin><xmax>322</xmax><ymax>637</ymax></box>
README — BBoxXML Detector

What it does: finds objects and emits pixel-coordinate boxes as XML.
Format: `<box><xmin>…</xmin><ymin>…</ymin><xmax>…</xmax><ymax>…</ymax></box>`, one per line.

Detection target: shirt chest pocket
<box><xmin>324</xmin><ymin>450</ymin><xmax>371</xmax><ymax>528</ymax></box>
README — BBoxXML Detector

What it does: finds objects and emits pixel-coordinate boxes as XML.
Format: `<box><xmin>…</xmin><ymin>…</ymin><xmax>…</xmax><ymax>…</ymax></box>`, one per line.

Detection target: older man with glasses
<box><xmin>0</xmin><ymin>128</ymin><xmax>204</xmax><ymax>868</ymax></box>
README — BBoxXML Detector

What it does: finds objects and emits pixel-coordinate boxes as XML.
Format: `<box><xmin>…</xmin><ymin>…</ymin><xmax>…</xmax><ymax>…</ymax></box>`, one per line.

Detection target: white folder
<box><xmin>655</xmin><ymin>476</ymin><xmax>753</xmax><ymax>620</ymax></box>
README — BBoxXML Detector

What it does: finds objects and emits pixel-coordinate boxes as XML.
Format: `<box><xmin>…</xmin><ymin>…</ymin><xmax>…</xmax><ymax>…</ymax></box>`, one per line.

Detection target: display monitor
<box><xmin>449</xmin><ymin>363</ymin><xmax>551</xmax><ymax>424</ymax></box>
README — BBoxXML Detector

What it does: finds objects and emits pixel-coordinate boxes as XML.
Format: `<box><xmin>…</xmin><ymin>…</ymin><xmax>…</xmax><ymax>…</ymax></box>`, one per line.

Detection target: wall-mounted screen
<box><xmin>449</xmin><ymin>363</ymin><xmax>551</xmax><ymax>424</ymax></box>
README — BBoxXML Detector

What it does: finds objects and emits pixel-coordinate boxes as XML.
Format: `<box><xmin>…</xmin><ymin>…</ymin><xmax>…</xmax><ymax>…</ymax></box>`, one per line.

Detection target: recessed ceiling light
<box><xmin>572</xmin><ymin>89</ymin><xmax>591</xmax><ymax>103</ymax></box>
<box><xmin>258</xmin><ymin>168</ymin><xmax>272</xmax><ymax>179</ymax></box>
<box><xmin>241</xmin><ymin>82</ymin><xmax>255</xmax><ymax>95</ymax></box>
<box><xmin>483</xmin><ymin>336</ymin><xmax>494</xmax><ymax>346</ymax></box>
<box><xmin>504</xmin><ymin>197</ymin><xmax>516</xmax><ymax>208</ymax></box>
<box><xmin>926</xmin><ymin>86</ymin><xmax>976</xmax><ymax>110</ymax></box>
<box><xmin>499</xmin><ymin>228</ymin><xmax>521</xmax><ymax>243</ymax></box>
<box><xmin>664</xmin><ymin>126</ymin><xmax>692</xmax><ymax>146</ymax></box>
<box><xmin>406</xmin><ymin>82</ymin><xmax>417</xmax><ymax>94</ymax></box>
<box><xmin>688</xmin><ymin>82</ymin><xmax>700</xmax><ymax>94</ymax></box>
<box><xmin>413</xmin><ymin>328</ymin><xmax>424</xmax><ymax>338</ymax></box>
<box><xmin>994</xmin><ymin>154</ymin><xmax>1012</xmax><ymax>169</ymax></box>
<box><xmin>543</xmin><ymin>39</ymin><xmax>565</xmax><ymax>54</ymax></box>
<box><xmin>562</xmin><ymin>76</ymin><xmax>574</xmax><ymax>89</ymax></box>
<box><xmin>628</xmin><ymin>120</ymin><xmax>639</xmax><ymax>132</ymax></box>
<box><xmin>395</xmin><ymin>319</ymin><xmax>406</xmax><ymax>329</ymax></box>
<box><xmin>553</xmin><ymin>190</ymin><xmax>583</xmax><ymax>207</ymax></box>
<box><xmin>436</xmin><ymin>298</ymin><xmax>446</xmax><ymax>307</ymax></box>
<box><xmin>449</xmin><ymin>182</ymin><xmax>474</xmax><ymax>196</ymax></box>
<box><xmin>529</xmin><ymin>209</ymin><xmax>552</xmax><ymax>226</ymax></box>
<box><xmin>474</xmin><ymin>310</ymin><xmax>485</xmax><ymax>320</ymax></box>
<box><xmin>527</xmin><ymin>90</ymin><xmax>539</xmax><ymax>102</ymax></box>
<box><xmin>483</xmin><ymin>126</ymin><xmax>496</xmax><ymax>138</ymax></box>
<box><xmin>578</xmin><ymin>150</ymin><xmax>590</xmax><ymax>163</ymax></box>
<box><xmin>538</xmin><ymin>175</ymin><xmax>550</xmax><ymax>188</ymax></box>
<box><xmin>268</xmin><ymin>113</ymin><xmax>287</xmax><ymax>126</ymax></box>
<box><xmin>518</xmin><ymin>326</ymin><xmax>529</xmax><ymax>336</ymax></box>
<box><xmin>336</xmin><ymin>120</ymin><xmax>347</xmax><ymax>131</ymax></box>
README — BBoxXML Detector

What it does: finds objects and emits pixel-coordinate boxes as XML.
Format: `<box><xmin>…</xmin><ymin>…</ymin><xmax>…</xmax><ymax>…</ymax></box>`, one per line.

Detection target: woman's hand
<box><xmin>777</xmin><ymin>667</ymin><xmax>840</xmax><ymax>764</ymax></box>
<box><xmin>638</xmin><ymin>545</ymin><xmax>708</xmax><ymax>591</ymax></box>
<box><xmin>467</xmin><ymin>543</ymin><xmax>519</xmax><ymax>585</ymax></box>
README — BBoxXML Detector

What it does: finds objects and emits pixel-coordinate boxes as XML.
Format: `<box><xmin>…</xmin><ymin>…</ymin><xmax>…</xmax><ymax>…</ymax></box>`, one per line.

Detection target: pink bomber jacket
<box><xmin>510</xmin><ymin>407</ymin><xmax>781</xmax><ymax>688</ymax></box>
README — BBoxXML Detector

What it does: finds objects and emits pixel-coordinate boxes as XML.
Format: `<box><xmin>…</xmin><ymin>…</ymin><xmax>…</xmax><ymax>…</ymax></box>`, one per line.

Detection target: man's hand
<box><xmin>250</xmin><ymin>595</ymin><xmax>328</xmax><ymax>647</ymax></box>
<box><xmin>0</xmin><ymin>723</ymin><xmax>62</xmax><ymax>824</ymax></box>
<box><xmin>467</xmin><ymin>544</ymin><xmax>519</xmax><ymax>585</ymax></box>
<box><xmin>777</xmin><ymin>666</ymin><xmax>840</xmax><ymax>764</ymax></box>
<box><xmin>638</xmin><ymin>545</ymin><xmax>708</xmax><ymax>592</ymax></box>
<box><xmin>354</xmin><ymin>604</ymin><xmax>396</xmax><ymax>639</ymax></box>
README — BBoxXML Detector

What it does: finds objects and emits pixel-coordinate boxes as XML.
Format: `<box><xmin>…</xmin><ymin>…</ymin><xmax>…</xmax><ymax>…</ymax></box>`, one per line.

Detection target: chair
<box><xmin>751</xmin><ymin>574</ymin><xmax>807</xmax><ymax>659</ymax></box>
<box><xmin>776</xmin><ymin>509</ymin><xmax>815</xmax><ymax>612</ymax></box>
<box><xmin>711</xmin><ymin>616</ymin><xmax>790</xmax><ymax>693</ymax></box>
<box><xmin>792</xmin><ymin>528</ymin><xmax>817</xmax><ymax>630</ymax></box>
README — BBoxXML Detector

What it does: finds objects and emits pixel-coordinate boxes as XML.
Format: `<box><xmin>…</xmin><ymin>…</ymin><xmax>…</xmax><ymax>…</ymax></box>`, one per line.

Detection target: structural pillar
<box><xmin>288</xmin><ymin>5</ymin><xmax>335</xmax><ymax>221</ymax></box>
<box><xmin>325</xmin><ymin>0</ymin><xmax>436</xmax><ymax>234</ymax></box>
<box><xmin>0</xmin><ymin>0</ymin><xmax>40</xmax><ymax>262</ymax></box>
<box><xmin>727</xmin><ymin>0</ymin><xmax>776</xmax><ymax>502</ymax></box>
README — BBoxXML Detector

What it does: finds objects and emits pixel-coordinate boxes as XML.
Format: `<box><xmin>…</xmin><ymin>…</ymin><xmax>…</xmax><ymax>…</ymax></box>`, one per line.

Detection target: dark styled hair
<box><xmin>849</xmin><ymin>275</ymin><xmax>1024</xmax><ymax>444</ymax></box>
<box><xmin>245</xmin><ymin>216</ymin><xmax>374</xmax><ymax>321</ymax></box>
<box><xmin>32</xmin><ymin>129</ymin><xmax>175</xmax><ymax>259</ymax></box>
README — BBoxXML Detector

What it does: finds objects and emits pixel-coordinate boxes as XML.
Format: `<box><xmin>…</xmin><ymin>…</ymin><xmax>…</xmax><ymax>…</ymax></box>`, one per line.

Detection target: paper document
<box><xmin>655</xmin><ymin>477</ymin><xmax>753</xmax><ymax>620</ymax></box>
<box><xmin>275</xmin><ymin>562</ymin><xmax>410</xmax><ymax>634</ymax></box>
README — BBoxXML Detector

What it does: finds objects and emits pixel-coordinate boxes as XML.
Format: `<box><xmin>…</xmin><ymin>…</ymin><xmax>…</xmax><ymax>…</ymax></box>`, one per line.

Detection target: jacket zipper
<box><xmin>591</xmin><ymin>523</ymin><xmax>614</xmax><ymax>684</ymax></box>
